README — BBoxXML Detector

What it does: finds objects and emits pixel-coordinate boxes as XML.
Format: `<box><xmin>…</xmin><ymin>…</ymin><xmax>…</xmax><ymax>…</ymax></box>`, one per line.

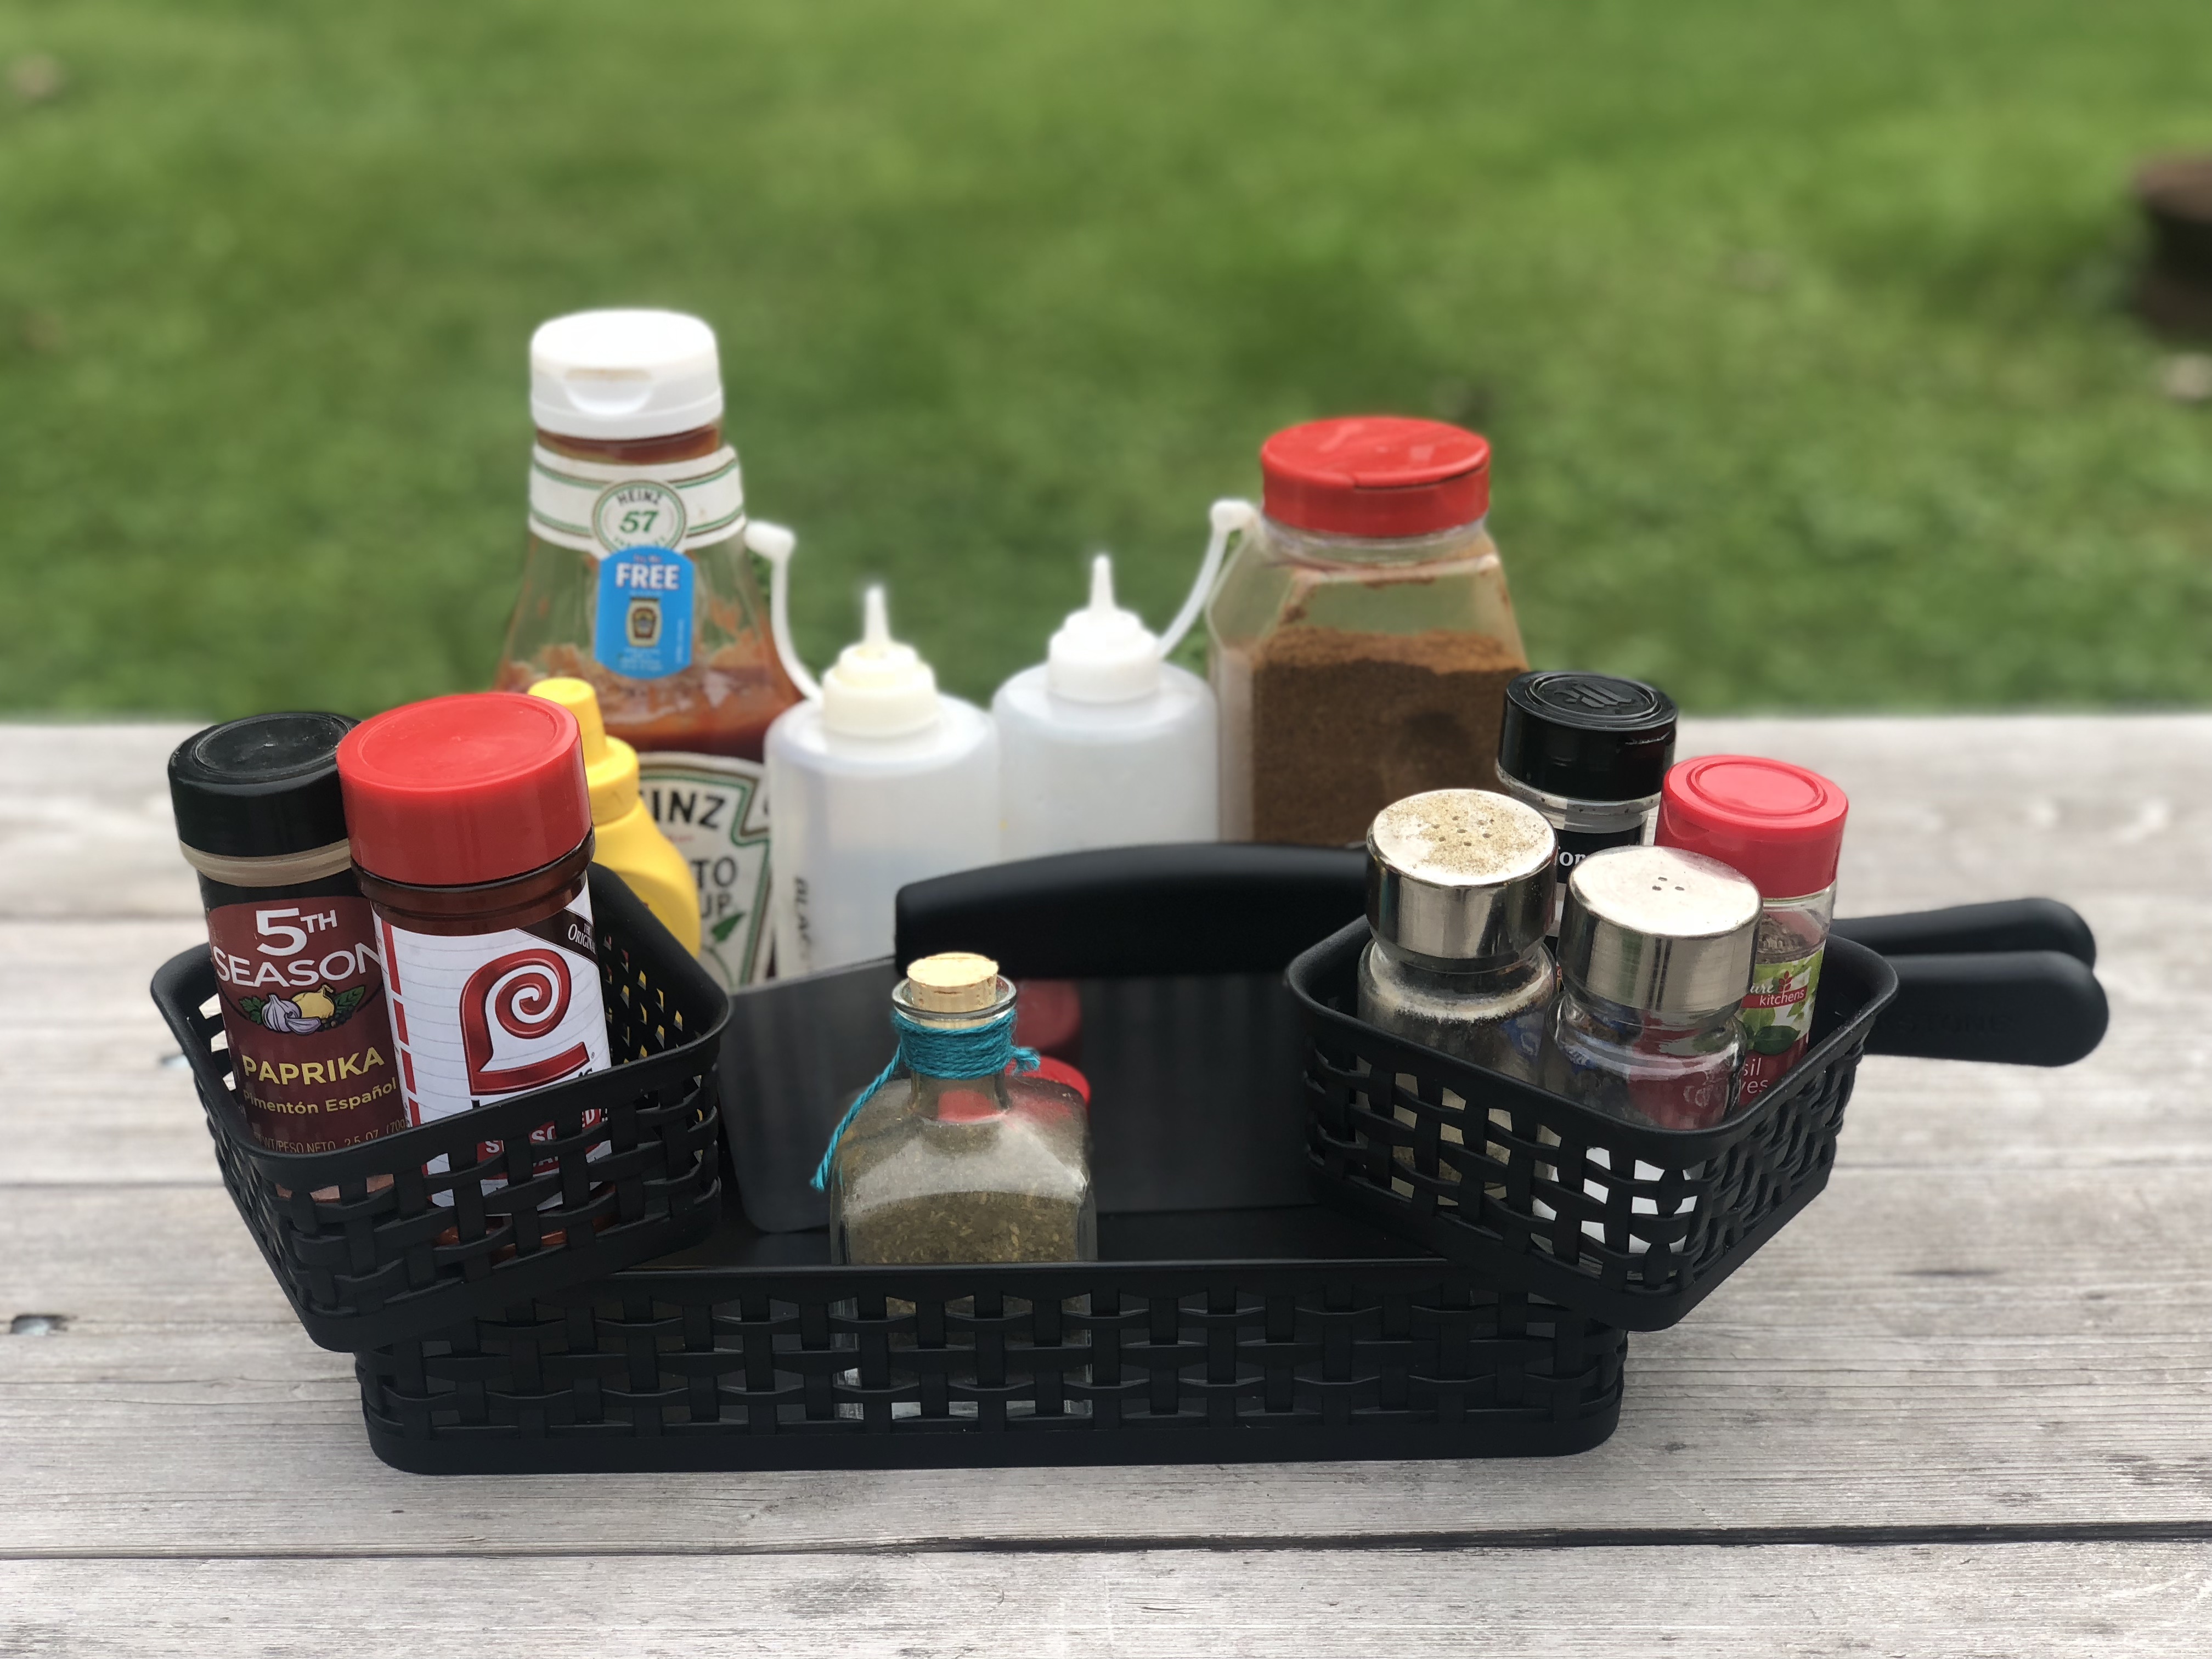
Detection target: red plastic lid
<box><xmin>1656</xmin><ymin>755</ymin><xmax>1849</xmax><ymax>900</ymax></box>
<box><xmin>337</xmin><ymin>693</ymin><xmax>591</xmax><ymax>887</ymax></box>
<box><xmin>1260</xmin><ymin>416</ymin><xmax>1491</xmax><ymax>538</ymax></box>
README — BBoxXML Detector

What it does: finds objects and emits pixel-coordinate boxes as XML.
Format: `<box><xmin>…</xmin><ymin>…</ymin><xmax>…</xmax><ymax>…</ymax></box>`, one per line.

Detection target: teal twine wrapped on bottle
<box><xmin>810</xmin><ymin>1004</ymin><xmax>1041</xmax><ymax>1191</ymax></box>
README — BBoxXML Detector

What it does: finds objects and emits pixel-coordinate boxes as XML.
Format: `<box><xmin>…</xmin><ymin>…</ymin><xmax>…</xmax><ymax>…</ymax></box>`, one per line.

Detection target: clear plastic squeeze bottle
<box><xmin>992</xmin><ymin>552</ymin><xmax>1219</xmax><ymax>857</ymax></box>
<box><xmin>764</xmin><ymin>586</ymin><xmax>1000</xmax><ymax>974</ymax></box>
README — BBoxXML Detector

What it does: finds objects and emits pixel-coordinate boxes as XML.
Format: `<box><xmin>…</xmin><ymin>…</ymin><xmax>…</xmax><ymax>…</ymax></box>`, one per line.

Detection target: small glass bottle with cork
<box><xmin>821</xmin><ymin>953</ymin><xmax>1096</xmax><ymax>1266</ymax></box>
<box><xmin>1544</xmin><ymin>845</ymin><xmax>1762</xmax><ymax>1130</ymax></box>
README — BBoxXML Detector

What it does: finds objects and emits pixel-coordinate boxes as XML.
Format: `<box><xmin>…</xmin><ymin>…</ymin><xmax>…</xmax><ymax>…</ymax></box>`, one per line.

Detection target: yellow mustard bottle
<box><xmin>528</xmin><ymin>677</ymin><xmax>703</xmax><ymax>953</ymax></box>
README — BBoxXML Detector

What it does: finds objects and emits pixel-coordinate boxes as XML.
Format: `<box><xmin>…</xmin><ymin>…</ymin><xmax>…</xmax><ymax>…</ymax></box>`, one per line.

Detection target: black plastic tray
<box><xmin>351</xmin><ymin>845</ymin><xmax>1623</xmax><ymax>1471</ymax></box>
<box><xmin>356</xmin><ymin>1193</ymin><xmax>1623</xmax><ymax>1472</ymax></box>
<box><xmin>149</xmin><ymin>867</ymin><xmax>726</xmax><ymax>1351</ymax></box>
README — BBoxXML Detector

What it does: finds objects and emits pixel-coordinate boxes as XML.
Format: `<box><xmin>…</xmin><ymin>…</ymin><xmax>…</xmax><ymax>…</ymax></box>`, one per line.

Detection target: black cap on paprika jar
<box><xmin>336</xmin><ymin>693</ymin><xmax>591</xmax><ymax>887</ymax></box>
<box><xmin>1657</xmin><ymin>755</ymin><xmax>1849</xmax><ymax>900</ymax></box>
<box><xmin>169</xmin><ymin>712</ymin><xmax>358</xmax><ymax>862</ymax></box>
<box><xmin>1260</xmin><ymin>416</ymin><xmax>1490</xmax><ymax>539</ymax></box>
<box><xmin>1498</xmin><ymin>672</ymin><xmax>1679</xmax><ymax>804</ymax></box>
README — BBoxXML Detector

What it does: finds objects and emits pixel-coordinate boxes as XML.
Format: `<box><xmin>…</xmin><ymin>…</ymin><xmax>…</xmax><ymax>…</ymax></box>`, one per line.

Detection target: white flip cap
<box><xmin>821</xmin><ymin>586</ymin><xmax>940</xmax><ymax>738</ymax></box>
<box><xmin>531</xmin><ymin>309</ymin><xmax>724</xmax><ymax>441</ymax></box>
<box><xmin>1047</xmin><ymin>554</ymin><xmax>1161</xmax><ymax>703</ymax></box>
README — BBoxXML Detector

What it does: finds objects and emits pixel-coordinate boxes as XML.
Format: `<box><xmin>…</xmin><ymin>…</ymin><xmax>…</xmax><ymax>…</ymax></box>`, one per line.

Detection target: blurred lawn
<box><xmin>2</xmin><ymin>0</ymin><xmax>2210</xmax><ymax>720</ymax></box>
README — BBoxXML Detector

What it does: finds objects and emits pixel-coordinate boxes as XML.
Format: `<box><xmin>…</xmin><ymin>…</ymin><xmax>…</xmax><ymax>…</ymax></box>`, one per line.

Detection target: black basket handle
<box><xmin>1833</xmin><ymin>898</ymin><xmax>2095</xmax><ymax>968</ymax></box>
<box><xmin>1863</xmin><ymin>950</ymin><xmax>2107</xmax><ymax>1066</ymax></box>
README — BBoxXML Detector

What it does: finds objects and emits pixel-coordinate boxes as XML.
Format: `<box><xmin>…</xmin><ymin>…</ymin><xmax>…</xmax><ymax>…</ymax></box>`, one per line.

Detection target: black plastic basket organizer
<box><xmin>351</xmin><ymin>845</ymin><xmax>1623</xmax><ymax>1472</ymax></box>
<box><xmin>1293</xmin><ymin>899</ymin><xmax>2109</xmax><ymax>1331</ymax></box>
<box><xmin>150</xmin><ymin>866</ymin><xmax>726</xmax><ymax>1352</ymax></box>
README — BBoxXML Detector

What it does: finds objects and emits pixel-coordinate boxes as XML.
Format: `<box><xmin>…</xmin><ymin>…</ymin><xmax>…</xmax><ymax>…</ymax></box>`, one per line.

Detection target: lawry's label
<box><xmin>527</xmin><ymin>445</ymin><xmax>744</xmax><ymax>556</ymax></box>
<box><xmin>1738</xmin><ymin>946</ymin><xmax>1825</xmax><ymax>1102</ymax></box>
<box><xmin>592</xmin><ymin>545</ymin><xmax>694</xmax><ymax>680</ymax></box>
<box><xmin>379</xmin><ymin>899</ymin><xmax>611</xmax><ymax>1126</ymax></box>
<box><xmin>638</xmin><ymin>751</ymin><xmax>774</xmax><ymax>990</ymax></box>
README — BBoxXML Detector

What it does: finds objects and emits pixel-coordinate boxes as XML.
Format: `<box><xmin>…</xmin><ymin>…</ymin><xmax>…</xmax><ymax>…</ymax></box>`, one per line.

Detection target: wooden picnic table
<box><xmin>2</xmin><ymin>715</ymin><xmax>2206</xmax><ymax>1656</ymax></box>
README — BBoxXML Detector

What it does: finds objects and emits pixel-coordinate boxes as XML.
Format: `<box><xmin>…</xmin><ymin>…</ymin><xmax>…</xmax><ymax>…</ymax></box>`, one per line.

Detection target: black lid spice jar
<box><xmin>1496</xmin><ymin>671</ymin><xmax>1678</xmax><ymax>937</ymax></box>
<box><xmin>168</xmin><ymin>713</ymin><xmax>405</xmax><ymax>1154</ymax></box>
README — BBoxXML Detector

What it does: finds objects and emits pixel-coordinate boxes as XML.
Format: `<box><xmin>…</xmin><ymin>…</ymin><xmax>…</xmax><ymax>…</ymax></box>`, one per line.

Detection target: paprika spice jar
<box><xmin>335</xmin><ymin>695</ymin><xmax>612</xmax><ymax>1181</ymax></box>
<box><xmin>1207</xmin><ymin>417</ymin><xmax>1530</xmax><ymax>845</ymax></box>
<box><xmin>495</xmin><ymin>309</ymin><xmax>802</xmax><ymax>990</ymax></box>
<box><xmin>168</xmin><ymin>713</ymin><xmax>405</xmax><ymax>1155</ymax></box>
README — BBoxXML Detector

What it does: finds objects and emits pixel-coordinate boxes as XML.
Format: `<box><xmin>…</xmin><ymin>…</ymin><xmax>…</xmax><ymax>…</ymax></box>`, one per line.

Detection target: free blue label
<box><xmin>594</xmin><ymin>546</ymin><xmax>694</xmax><ymax>680</ymax></box>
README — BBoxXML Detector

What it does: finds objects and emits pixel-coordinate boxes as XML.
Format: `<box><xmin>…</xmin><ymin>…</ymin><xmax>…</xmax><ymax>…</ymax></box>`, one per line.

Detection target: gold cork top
<box><xmin>901</xmin><ymin>952</ymin><xmax>1004</xmax><ymax>1014</ymax></box>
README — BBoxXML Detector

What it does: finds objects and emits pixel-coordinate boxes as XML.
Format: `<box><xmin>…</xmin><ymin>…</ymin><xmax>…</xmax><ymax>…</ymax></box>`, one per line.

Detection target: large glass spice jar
<box><xmin>1544</xmin><ymin>846</ymin><xmax>1760</xmax><ymax>1131</ymax></box>
<box><xmin>495</xmin><ymin>309</ymin><xmax>801</xmax><ymax>989</ymax></box>
<box><xmin>821</xmin><ymin>953</ymin><xmax>1096</xmax><ymax>1266</ymax></box>
<box><xmin>1207</xmin><ymin>417</ymin><xmax>1530</xmax><ymax>846</ymax></box>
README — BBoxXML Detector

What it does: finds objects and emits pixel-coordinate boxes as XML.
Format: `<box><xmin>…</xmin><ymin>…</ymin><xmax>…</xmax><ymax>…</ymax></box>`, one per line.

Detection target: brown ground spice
<box><xmin>1237</xmin><ymin>626</ymin><xmax>1527</xmax><ymax>845</ymax></box>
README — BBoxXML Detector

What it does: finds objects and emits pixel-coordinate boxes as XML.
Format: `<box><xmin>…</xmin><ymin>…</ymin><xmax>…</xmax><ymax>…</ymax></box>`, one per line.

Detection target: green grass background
<box><xmin>3</xmin><ymin>0</ymin><xmax>2209</xmax><ymax>720</ymax></box>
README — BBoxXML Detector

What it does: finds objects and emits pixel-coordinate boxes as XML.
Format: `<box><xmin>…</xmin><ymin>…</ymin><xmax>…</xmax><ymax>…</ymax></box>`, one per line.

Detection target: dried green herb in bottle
<box><xmin>822</xmin><ymin>953</ymin><xmax>1097</xmax><ymax>1266</ymax></box>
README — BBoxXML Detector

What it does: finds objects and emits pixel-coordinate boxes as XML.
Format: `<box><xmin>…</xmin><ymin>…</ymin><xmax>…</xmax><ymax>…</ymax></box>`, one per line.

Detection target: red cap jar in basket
<box><xmin>1209</xmin><ymin>416</ymin><xmax>1529</xmax><ymax>847</ymax></box>
<box><xmin>337</xmin><ymin>693</ymin><xmax>613</xmax><ymax>1135</ymax></box>
<box><xmin>1657</xmin><ymin>755</ymin><xmax>1850</xmax><ymax>1102</ymax></box>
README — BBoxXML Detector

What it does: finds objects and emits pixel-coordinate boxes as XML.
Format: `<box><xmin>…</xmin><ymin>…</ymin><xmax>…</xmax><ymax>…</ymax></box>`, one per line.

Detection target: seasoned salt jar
<box><xmin>1206</xmin><ymin>417</ymin><xmax>1529</xmax><ymax>847</ymax></box>
<box><xmin>826</xmin><ymin>954</ymin><xmax>1096</xmax><ymax>1266</ymax></box>
<box><xmin>1544</xmin><ymin>847</ymin><xmax>1760</xmax><ymax>1131</ymax></box>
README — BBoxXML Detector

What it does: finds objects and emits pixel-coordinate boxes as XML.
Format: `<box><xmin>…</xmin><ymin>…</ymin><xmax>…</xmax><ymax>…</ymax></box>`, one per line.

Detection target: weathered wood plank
<box><xmin>3</xmin><ymin>1543</ymin><xmax>2207</xmax><ymax>1658</ymax></box>
<box><xmin>1</xmin><ymin>1165</ymin><xmax>2203</xmax><ymax>1555</ymax></box>
<box><xmin>0</xmin><ymin>723</ymin><xmax>201</xmax><ymax>921</ymax></box>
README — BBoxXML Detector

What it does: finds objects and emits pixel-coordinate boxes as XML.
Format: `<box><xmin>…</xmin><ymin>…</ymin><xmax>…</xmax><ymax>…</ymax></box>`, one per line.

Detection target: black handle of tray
<box><xmin>1833</xmin><ymin>898</ymin><xmax>2096</xmax><ymax>968</ymax></box>
<box><xmin>1863</xmin><ymin>949</ymin><xmax>2108</xmax><ymax>1066</ymax></box>
<box><xmin>897</xmin><ymin>843</ymin><xmax>1367</xmax><ymax>978</ymax></box>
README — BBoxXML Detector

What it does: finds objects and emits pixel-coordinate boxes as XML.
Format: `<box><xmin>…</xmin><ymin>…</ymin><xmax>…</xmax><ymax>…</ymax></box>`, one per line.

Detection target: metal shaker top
<box><xmin>1559</xmin><ymin>845</ymin><xmax>1760</xmax><ymax>1019</ymax></box>
<box><xmin>1366</xmin><ymin>789</ymin><xmax>1556</xmax><ymax>969</ymax></box>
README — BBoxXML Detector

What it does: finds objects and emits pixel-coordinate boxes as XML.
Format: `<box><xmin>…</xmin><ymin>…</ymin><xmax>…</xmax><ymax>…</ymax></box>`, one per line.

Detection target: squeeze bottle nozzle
<box><xmin>1047</xmin><ymin>554</ymin><xmax>1161</xmax><ymax>703</ymax></box>
<box><xmin>821</xmin><ymin>585</ymin><xmax>941</xmax><ymax>737</ymax></box>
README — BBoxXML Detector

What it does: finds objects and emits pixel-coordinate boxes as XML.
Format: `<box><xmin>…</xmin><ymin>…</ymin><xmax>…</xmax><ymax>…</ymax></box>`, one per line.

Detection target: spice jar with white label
<box><xmin>1358</xmin><ymin>788</ymin><xmax>1558</xmax><ymax>1083</ymax></box>
<box><xmin>1496</xmin><ymin>671</ymin><xmax>1677</xmax><ymax>938</ymax></box>
<box><xmin>169</xmin><ymin>713</ymin><xmax>405</xmax><ymax>1154</ymax></box>
<box><xmin>336</xmin><ymin>694</ymin><xmax>612</xmax><ymax>1152</ymax></box>
<box><xmin>1545</xmin><ymin>845</ymin><xmax>1760</xmax><ymax>1130</ymax></box>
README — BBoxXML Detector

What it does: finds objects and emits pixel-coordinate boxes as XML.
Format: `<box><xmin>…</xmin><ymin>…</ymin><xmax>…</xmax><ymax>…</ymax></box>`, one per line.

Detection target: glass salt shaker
<box><xmin>1495</xmin><ymin>670</ymin><xmax>1678</xmax><ymax>938</ymax></box>
<box><xmin>1358</xmin><ymin>788</ymin><xmax>1558</xmax><ymax>1082</ymax></box>
<box><xmin>826</xmin><ymin>953</ymin><xmax>1097</xmax><ymax>1265</ymax></box>
<box><xmin>1544</xmin><ymin>846</ymin><xmax>1761</xmax><ymax>1131</ymax></box>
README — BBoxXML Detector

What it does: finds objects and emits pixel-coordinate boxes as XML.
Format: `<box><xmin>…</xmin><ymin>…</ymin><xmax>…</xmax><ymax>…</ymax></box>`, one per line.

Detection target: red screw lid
<box><xmin>1656</xmin><ymin>755</ymin><xmax>1849</xmax><ymax>900</ymax></box>
<box><xmin>337</xmin><ymin>693</ymin><xmax>591</xmax><ymax>888</ymax></box>
<box><xmin>1260</xmin><ymin>416</ymin><xmax>1491</xmax><ymax>538</ymax></box>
